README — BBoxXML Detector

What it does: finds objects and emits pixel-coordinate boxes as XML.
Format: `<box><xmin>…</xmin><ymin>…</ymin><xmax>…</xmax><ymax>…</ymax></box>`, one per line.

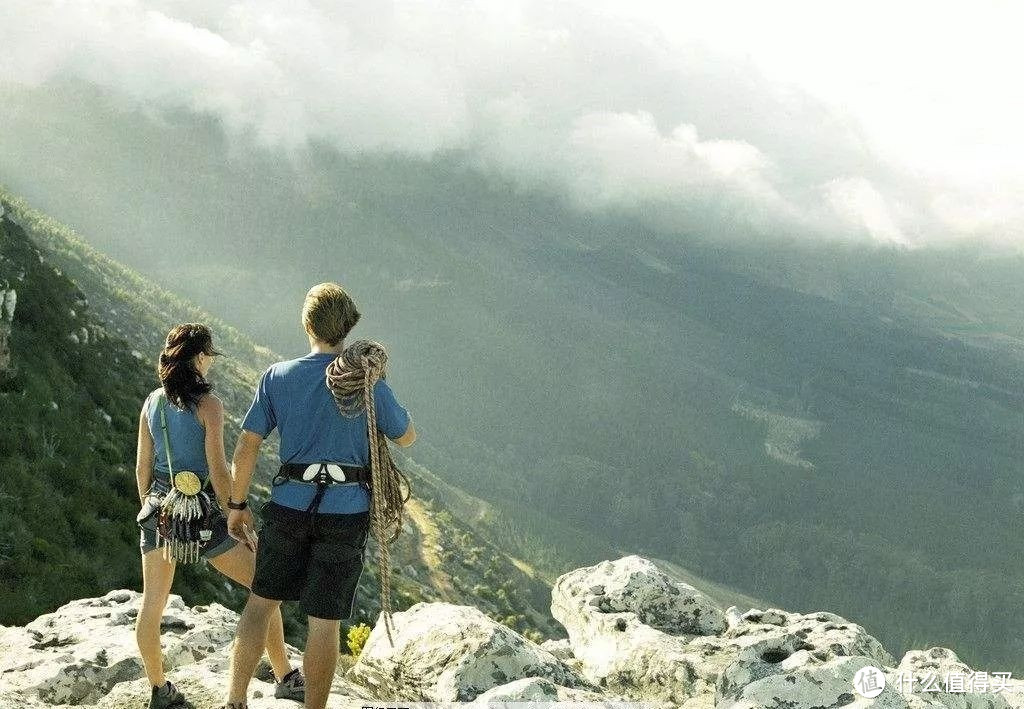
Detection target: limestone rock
<box><xmin>0</xmin><ymin>556</ymin><xmax>1019</xmax><ymax>709</ymax></box>
<box><xmin>0</xmin><ymin>589</ymin><xmax>312</xmax><ymax>708</ymax></box>
<box><xmin>716</xmin><ymin>651</ymin><xmax>912</xmax><ymax>709</ymax></box>
<box><xmin>724</xmin><ymin>605</ymin><xmax>743</xmax><ymax>631</ymax></box>
<box><xmin>539</xmin><ymin>637</ymin><xmax>574</xmax><ymax>660</ymax></box>
<box><xmin>344</xmin><ymin>602</ymin><xmax>593</xmax><ymax>702</ymax></box>
<box><xmin>550</xmin><ymin>554</ymin><xmax>729</xmax><ymax>704</ymax></box>
<box><xmin>0</xmin><ymin>287</ymin><xmax>14</xmax><ymax>372</ymax></box>
<box><xmin>723</xmin><ymin>607</ymin><xmax>894</xmax><ymax>666</ymax></box>
<box><xmin>893</xmin><ymin>646</ymin><xmax>1024</xmax><ymax>709</ymax></box>
<box><xmin>95</xmin><ymin>655</ymin><xmax>363</xmax><ymax>709</ymax></box>
<box><xmin>471</xmin><ymin>675</ymin><xmax>621</xmax><ymax>705</ymax></box>
<box><xmin>554</xmin><ymin>555</ymin><xmax>726</xmax><ymax>637</ymax></box>
<box><xmin>0</xmin><ymin>590</ymin><xmax>236</xmax><ymax>705</ymax></box>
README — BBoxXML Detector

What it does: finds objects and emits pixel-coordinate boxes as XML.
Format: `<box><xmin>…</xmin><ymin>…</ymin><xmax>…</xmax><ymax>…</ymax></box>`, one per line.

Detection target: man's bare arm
<box><xmin>227</xmin><ymin>430</ymin><xmax>263</xmax><ymax>548</ymax></box>
<box><xmin>230</xmin><ymin>430</ymin><xmax>264</xmax><ymax>502</ymax></box>
<box><xmin>392</xmin><ymin>420</ymin><xmax>417</xmax><ymax>447</ymax></box>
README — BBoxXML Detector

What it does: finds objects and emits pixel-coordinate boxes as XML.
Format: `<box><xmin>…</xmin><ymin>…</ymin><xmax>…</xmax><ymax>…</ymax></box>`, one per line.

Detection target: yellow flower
<box><xmin>346</xmin><ymin>622</ymin><xmax>372</xmax><ymax>657</ymax></box>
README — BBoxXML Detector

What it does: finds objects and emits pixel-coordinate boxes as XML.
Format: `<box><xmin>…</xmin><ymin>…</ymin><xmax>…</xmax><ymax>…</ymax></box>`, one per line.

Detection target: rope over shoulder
<box><xmin>325</xmin><ymin>339</ymin><xmax>411</xmax><ymax>648</ymax></box>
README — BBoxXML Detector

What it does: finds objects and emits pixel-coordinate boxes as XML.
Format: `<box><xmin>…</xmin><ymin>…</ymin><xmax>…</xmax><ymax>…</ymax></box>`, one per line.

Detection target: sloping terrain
<box><xmin>9</xmin><ymin>136</ymin><xmax>1024</xmax><ymax>672</ymax></box>
<box><xmin>0</xmin><ymin>199</ymin><xmax>567</xmax><ymax>642</ymax></box>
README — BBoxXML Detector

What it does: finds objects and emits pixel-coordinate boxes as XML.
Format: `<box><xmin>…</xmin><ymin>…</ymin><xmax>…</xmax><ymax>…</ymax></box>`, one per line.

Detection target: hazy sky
<box><xmin>2</xmin><ymin>0</ymin><xmax>1021</xmax><ymax>247</ymax></box>
<box><xmin>645</xmin><ymin>0</ymin><xmax>1024</xmax><ymax>241</ymax></box>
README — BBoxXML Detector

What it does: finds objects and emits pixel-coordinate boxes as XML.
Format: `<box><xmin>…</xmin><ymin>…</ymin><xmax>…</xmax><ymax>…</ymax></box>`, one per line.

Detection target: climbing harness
<box><xmin>273</xmin><ymin>461</ymin><xmax>372</xmax><ymax>534</ymax></box>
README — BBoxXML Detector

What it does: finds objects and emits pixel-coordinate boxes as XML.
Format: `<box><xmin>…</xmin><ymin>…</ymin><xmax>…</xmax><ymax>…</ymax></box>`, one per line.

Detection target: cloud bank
<box><xmin>0</xmin><ymin>0</ymin><xmax>1006</xmax><ymax>247</ymax></box>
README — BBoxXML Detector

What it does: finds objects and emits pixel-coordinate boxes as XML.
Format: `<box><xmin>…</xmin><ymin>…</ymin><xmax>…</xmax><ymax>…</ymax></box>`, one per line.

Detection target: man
<box><xmin>218</xmin><ymin>283</ymin><xmax>417</xmax><ymax>709</ymax></box>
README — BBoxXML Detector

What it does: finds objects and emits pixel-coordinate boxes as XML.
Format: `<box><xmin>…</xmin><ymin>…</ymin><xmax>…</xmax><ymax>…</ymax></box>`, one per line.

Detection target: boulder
<box><xmin>717</xmin><ymin>651</ymin><xmax>912</xmax><ymax>708</ymax></box>
<box><xmin>550</xmin><ymin>554</ymin><xmax>729</xmax><ymax>704</ymax></box>
<box><xmin>0</xmin><ymin>589</ymin><xmax>307</xmax><ymax>708</ymax></box>
<box><xmin>693</xmin><ymin>603</ymin><xmax>895</xmax><ymax>707</ymax></box>
<box><xmin>722</xmin><ymin>607</ymin><xmax>894</xmax><ymax>666</ymax></box>
<box><xmin>471</xmin><ymin>676</ymin><xmax>621</xmax><ymax>705</ymax></box>
<box><xmin>553</xmin><ymin>555</ymin><xmax>726</xmax><ymax>638</ymax></box>
<box><xmin>344</xmin><ymin>602</ymin><xmax>593</xmax><ymax>702</ymax></box>
<box><xmin>892</xmin><ymin>646</ymin><xmax>1024</xmax><ymax>709</ymax></box>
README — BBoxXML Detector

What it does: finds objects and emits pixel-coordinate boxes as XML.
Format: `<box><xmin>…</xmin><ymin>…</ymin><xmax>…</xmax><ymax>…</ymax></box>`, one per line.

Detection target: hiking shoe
<box><xmin>274</xmin><ymin>667</ymin><xmax>306</xmax><ymax>702</ymax></box>
<box><xmin>149</xmin><ymin>679</ymin><xmax>187</xmax><ymax>709</ymax></box>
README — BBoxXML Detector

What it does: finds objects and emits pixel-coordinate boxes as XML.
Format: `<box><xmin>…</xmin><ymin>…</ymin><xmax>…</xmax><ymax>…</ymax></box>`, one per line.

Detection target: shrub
<box><xmin>346</xmin><ymin>622</ymin><xmax>372</xmax><ymax>657</ymax></box>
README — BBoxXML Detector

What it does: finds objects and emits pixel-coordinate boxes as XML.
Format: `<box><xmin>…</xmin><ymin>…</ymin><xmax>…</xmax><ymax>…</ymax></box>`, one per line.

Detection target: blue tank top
<box><xmin>146</xmin><ymin>388</ymin><xmax>209</xmax><ymax>482</ymax></box>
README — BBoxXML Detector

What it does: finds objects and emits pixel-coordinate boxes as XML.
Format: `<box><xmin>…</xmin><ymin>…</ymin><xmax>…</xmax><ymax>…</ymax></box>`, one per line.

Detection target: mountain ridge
<box><xmin>0</xmin><ymin>197</ymin><xmax>572</xmax><ymax>643</ymax></box>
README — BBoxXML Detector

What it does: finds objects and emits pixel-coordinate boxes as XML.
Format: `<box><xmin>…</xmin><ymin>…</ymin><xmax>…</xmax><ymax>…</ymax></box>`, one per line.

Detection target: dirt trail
<box><xmin>404</xmin><ymin>498</ymin><xmax>456</xmax><ymax>601</ymax></box>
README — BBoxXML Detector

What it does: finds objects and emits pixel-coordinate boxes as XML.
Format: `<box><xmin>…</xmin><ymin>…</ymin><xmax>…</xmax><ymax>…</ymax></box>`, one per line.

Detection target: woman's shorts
<box><xmin>251</xmin><ymin>501</ymin><xmax>370</xmax><ymax>620</ymax></box>
<box><xmin>138</xmin><ymin>477</ymin><xmax>237</xmax><ymax>560</ymax></box>
<box><xmin>139</xmin><ymin>515</ymin><xmax>236</xmax><ymax>559</ymax></box>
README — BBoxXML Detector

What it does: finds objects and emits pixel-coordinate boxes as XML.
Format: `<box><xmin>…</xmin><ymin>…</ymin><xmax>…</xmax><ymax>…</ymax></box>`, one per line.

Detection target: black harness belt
<box><xmin>273</xmin><ymin>463</ymin><xmax>372</xmax><ymax>531</ymax></box>
<box><xmin>275</xmin><ymin>462</ymin><xmax>372</xmax><ymax>486</ymax></box>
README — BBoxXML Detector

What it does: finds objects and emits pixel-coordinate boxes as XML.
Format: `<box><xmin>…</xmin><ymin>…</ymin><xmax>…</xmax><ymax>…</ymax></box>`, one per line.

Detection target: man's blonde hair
<box><xmin>302</xmin><ymin>282</ymin><xmax>361</xmax><ymax>346</ymax></box>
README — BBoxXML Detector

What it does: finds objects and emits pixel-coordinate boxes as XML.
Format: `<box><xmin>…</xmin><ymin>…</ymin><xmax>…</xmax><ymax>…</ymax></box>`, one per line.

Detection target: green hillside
<box><xmin>0</xmin><ymin>210</ymin><xmax>153</xmax><ymax>621</ymax></box>
<box><xmin>0</xmin><ymin>195</ymin><xmax>572</xmax><ymax>643</ymax></box>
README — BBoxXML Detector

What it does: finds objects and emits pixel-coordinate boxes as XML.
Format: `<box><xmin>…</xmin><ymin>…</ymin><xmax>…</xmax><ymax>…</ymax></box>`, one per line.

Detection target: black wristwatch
<box><xmin>227</xmin><ymin>498</ymin><xmax>248</xmax><ymax>510</ymax></box>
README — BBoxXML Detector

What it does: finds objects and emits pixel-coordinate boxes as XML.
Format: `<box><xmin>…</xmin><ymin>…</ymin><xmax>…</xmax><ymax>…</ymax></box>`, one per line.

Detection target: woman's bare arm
<box><xmin>199</xmin><ymin>394</ymin><xmax>232</xmax><ymax>512</ymax></box>
<box><xmin>135</xmin><ymin>399</ymin><xmax>155</xmax><ymax>503</ymax></box>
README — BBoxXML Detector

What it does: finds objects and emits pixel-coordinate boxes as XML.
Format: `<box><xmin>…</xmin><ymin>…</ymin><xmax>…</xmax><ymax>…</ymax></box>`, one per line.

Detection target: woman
<box><xmin>135</xmin><ymin>323</ymin><xmax>305</xmax><ymax>709</ymax></box>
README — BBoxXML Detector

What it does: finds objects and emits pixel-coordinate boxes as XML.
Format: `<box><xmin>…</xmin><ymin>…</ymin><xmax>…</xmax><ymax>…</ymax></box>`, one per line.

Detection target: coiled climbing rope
<box><xmin>325</xmin><ymin>339</ymin><xmax>411</xmax><ymax>647</ymax></box>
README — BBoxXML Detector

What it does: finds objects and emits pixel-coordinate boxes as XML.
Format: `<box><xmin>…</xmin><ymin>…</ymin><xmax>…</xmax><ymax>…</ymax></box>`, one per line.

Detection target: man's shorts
<box><xmin>139</xmin><ymin>478</ymin><xmax>236</xmax><ymax>560</ymax></box>
<box><xmin>251</xmin><ymin>501</ymin><xmax>371</xmax><ymax>620</ymax></box>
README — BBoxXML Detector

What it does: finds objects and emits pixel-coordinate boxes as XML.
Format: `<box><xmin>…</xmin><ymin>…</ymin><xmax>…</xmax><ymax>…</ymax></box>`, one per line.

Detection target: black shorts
<box><xmin>251</xmin><ymin>501</ymin><xmax>371</xmax><ymax>620</ymax></box>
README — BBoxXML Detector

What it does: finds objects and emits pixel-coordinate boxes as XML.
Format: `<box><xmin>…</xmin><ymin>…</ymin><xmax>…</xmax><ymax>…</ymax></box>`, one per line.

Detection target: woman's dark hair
<box><xmin>158</xmin><ymin>323</ymin><xmax>221</xmax><ymax>410</ymax></box>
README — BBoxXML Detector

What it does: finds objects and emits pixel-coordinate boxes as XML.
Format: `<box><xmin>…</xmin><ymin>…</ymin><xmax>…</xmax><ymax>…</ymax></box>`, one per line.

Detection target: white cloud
<box><xmin>3</xmin><ymin>0</ymin><xmax>1020</xmax><ymax>245</ymax></box>
<box><xmin>823</xmin><ymin>177</ymin><xmax>909</xmax><ymax>247</ymax></box>
<box><xmin>473</xmin><ymin>108</ymin><xmax>796</xmax><ymax>231</ymax></box>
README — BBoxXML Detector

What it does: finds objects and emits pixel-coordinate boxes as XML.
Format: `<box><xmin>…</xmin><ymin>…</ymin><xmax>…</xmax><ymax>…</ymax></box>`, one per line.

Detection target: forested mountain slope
<box><xmin>0</xmin><ymin>198</ymin><xmax>600</xmax><ymax>643</ymax></box>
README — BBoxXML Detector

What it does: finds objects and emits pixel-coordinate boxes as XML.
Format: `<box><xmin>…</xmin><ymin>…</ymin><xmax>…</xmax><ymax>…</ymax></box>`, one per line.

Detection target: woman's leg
<box><xmin>209</xmin><ymin>543</ymin><xmax>293</xmax><ymax>680</ymax></box>
<box><xmin>137</xmin><ymin>548</ymin><xmax>176</xmax><ymax>687</ymax></box>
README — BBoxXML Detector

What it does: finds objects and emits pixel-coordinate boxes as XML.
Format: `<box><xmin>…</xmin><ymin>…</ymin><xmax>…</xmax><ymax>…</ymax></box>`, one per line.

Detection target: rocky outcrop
<box><xmin>0</xmin><ymin>286</ymin><xmax>14</xmax><ymax>373</ymax></box>
<box><xmin>341</xmin><ymin>601</ymin><xmax>598</xmax><ymax>702</ymax></box>
<box><xmin>0</xmin><ymin>589</ymin><xmax>330</xmax><ymax>709</ymax></box>
<box><xmin>1</xmin><ymin>556</ymin><xmax>1022</xmax><ymax>708</ymax></box>
<box><xmin>550</xmin><ymin>555</ymin><xmax>728</xmax><ymax>704</ymax></box>
<box><xmin>1</xmin><ymin>207</ymin><xmax>20</xmax><ymax>374</ymax></box>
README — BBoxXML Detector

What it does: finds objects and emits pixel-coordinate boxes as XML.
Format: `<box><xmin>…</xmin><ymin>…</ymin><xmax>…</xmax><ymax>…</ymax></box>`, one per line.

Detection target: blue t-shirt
<box><xmin>146</xmin><ymin>389</ymin><xmax>209</xmax><ymax>482</ymax></box>
<box><xmin>241</xmin><ymin>351</ymin><xmax>411</xmax><ymax>514</ymax></box>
